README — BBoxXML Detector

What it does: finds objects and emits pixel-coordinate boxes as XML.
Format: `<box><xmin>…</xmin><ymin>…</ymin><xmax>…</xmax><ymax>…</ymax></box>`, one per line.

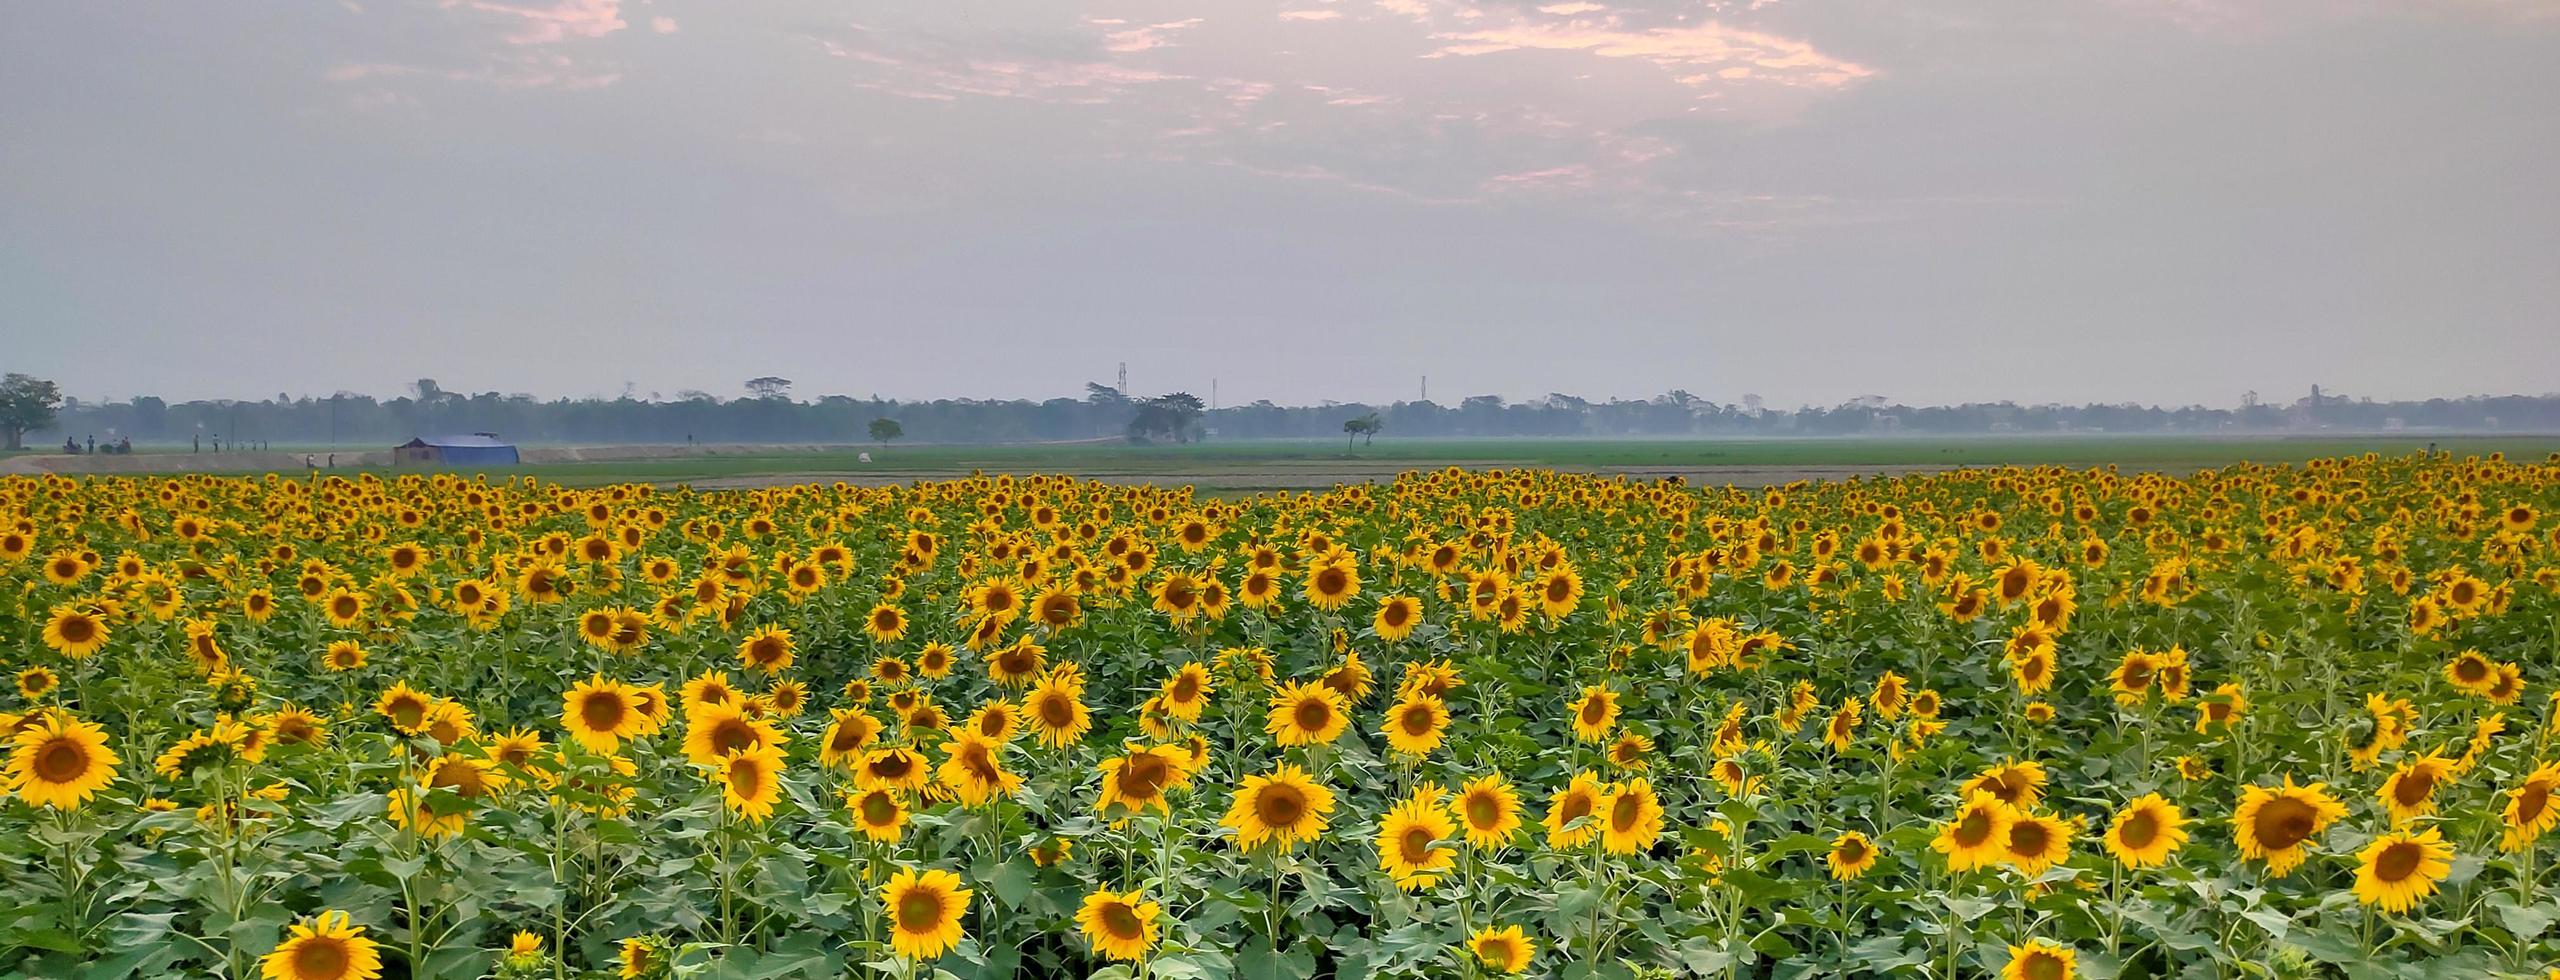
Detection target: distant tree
<box><xmin>1342</xmin><ymin>412</ymin><xmax>1382</xmax><ymax>451</ymax></box>
<box><xmin>411</xmin><ymin>378</ymin><xmax>446</xmax><ymax>403</ymax></box>
<box><xmin>1126</xmin><ymin>392</ymin><xmax>1206</xmax><ymax>444</ymax></box>
<box><xmin>868</xmin><ymin>417</ymin><xmax>903</xmax><ymax>448</ymax></box>
<box><xmin>745</xmin><ymin>377</ymin><xmax>793</xmax><ymax>400</ymax></box>
<box><xmin>1085</xmin><ymin>382</ymin><xmax>1129</xmax><ymax>406</ymax></box>
<box><xmin>0</xmin><ymin>373</ymin><xmax>63</xmax><ymax>451</ymax></box>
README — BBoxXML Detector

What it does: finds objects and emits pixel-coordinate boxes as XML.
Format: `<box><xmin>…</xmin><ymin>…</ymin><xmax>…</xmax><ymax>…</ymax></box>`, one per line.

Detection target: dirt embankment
<box><xmin>0</xmin><ymin>442</ymin><xmax>881</xmax><ymax>476</ymax></box>
<box><xmin>687</xmin><ymin>463</ymin><xmax>1952</xmax><ymax>492</ymax></box>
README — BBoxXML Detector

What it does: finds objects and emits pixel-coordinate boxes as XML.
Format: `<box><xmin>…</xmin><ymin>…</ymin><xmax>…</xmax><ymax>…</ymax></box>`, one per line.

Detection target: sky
<box><xmin>5</xmin><ymin>0</ymin><xmax>2557</xmax><ymax>410</ymax></box>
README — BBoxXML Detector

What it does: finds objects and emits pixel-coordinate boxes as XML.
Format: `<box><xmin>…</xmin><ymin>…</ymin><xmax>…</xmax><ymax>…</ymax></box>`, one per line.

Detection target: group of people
<box><xmin>189</xmin><ymin>434</ymin><xmax>270</xmax><ymax>452</ymax></box>
<box><xmin>61</xmin><ymin>435</ymin><xmax>134</xmax><ymax>455</ymax></box>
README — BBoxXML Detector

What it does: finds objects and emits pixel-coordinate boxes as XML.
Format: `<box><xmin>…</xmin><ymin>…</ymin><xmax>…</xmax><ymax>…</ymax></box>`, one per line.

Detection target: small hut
<box><xmin>393</xmin><ymin>433</ymin><xmax>519</xmax><ymax>466</ymax></box>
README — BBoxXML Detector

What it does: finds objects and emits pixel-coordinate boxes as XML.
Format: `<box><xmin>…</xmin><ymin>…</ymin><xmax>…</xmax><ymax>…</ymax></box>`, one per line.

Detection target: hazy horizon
<box><xmin>8</xmin><ymin>1</ymin><xmax>2557</xmax><ymax>408</ymax></box>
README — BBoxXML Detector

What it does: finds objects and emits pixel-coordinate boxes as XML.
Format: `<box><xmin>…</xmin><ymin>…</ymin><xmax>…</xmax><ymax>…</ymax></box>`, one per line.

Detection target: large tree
<box><xmin>1342</xmin><ymin>412</ymin><xmax>1382</xmax><ymax>451</ymax></box>
<box><xmin>0</xmin><ymin>373</ymin><xmax>63</xmax><ymax>451</ymax></box>
<box><xmin>868</xmin><ymin>417</ymin><xmax>903</xmax><ymax>448</ymax></box>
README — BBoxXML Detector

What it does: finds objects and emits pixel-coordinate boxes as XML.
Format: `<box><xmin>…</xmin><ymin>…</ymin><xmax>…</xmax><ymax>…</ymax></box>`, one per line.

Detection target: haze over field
<box><xmin>6</xmin><ymin>1</ymin><xmax>2557</xmax><ymax>408</ymax></box>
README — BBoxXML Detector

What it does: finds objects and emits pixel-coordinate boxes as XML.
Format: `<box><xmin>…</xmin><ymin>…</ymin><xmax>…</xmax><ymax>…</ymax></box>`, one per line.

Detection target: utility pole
<box><xmin>1117</xmin><ymin>362</ymin><xmax>1128</xmax><ymax>397</ymax></box>
<box><xmin>1211</xmin><ymin>378</ymin><xmax>1218</xmax><ymax>411</ymax></box>
<box><xmin>1421</xmin><ymin>375</ymin><xmax>1428</xmax><ymax>403</ymax></box>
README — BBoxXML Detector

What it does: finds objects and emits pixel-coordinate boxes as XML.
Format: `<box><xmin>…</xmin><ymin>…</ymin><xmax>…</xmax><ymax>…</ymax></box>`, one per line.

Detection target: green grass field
<box><xmin>19</xmin><ymin>434</ymin><xmax>2560</xmax><ymax>489</ymax></box>
<box><xmin>320</xmin><ymin>434</ymin><xmax>2560</xmax><ymax>487</ymax></box>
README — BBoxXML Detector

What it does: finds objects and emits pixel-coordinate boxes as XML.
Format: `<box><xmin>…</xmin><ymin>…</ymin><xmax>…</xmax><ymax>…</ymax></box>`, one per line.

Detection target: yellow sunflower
<box><xmin>1377</xmin><ymin>787</ymin><xmax>1458</xmax><ymax>890</ymax></box>
<box><xmin>260</xmin><ymin>910</ymin><xmax>384</xmax><ymax>980</ymax></box>
<box><xmin>935</xmin><ymin>732</ymin><xmax>1022</xmax><ymax>807</ymax></box>
<box><xmin>846</xmin><ymin>787</ymin><xmax>910</xmax><ymax>842</ymax></box>
<box><xmin>2102</xmin><ymin>794</ymin><xmax>2187</xmax><ymax>869</ymax></box>
<box><xmin>2502</xmin><ymin>761</ymin><xmax>2560</xmax><ymax>852</ymax></box>
<box><xmin>2351</xmin><ymin>827</ymin><xmax>2454</xmax><ymax>914</ymax></box>
<box><xmin>1597</xmin><ymin>778</ymin><xmax>1663</xmax><ymax>855</ymax></box>
<box><xmin>2001</xmin><ymin>810</ymin><xmax>2073</xmax><ymax>876</ymax></box>
<box><xmin>1373</xmin><ymin>595</ymin><xmax>1423</xmax><ymax>642</ymax></box>
<box><xmin>1933</xmin><ymin>793</ymin><xmax>2014</xmax><ymax>872</ymax></box>
<box><xmin>682</xmin><ymin>703</ymin><xmax>785</xmax><ymax>766</ymax></box>
<box><xmin>1022</xmin><ymin>675</ymin><xmax>1092</xmax><ymax>749</ymax></box>
<box><xmin>1266</xmin><ymin>680</ymin><xmax>1349</xmax><ymax>747</ymax></box>
<box><xmin>1096</xmin><ymin>744</ymin><xmax>1191</xmax><ymax>817</ymax></box>
<box><xmin>1076</xmin><ymin>888</ymin><xmax>1161</xmax><ymax>962</ymax></box>
<box><xmin>374</xmin><ymin>682</ymin><xmax>434</xmax><ymax>735</ymax></box>
<box><xmin>7</xmin><ymin>713</ymin><xmax>119</xmax><ymax>810</ymax></box>
<box><xmin>1542</xmin><ymin>771</ymin><xmax>1609</xmax><ymax>850</ymax></box>
<box><xmin>1827</xmin><ymin>830</ymin><xmax>1878</xmax><ymax>880</ymax></box>
<box><xmin>1467</xmin><ymin>925</ymin><xmax>1535</xmax><ymax>974</ymax></box>
<box><xmin>879</xmin><ymin>867</ymin><xmax>972</xmax><ymax>959</ymax></box>
<box><xmin>857</xmin><ymin>746</ymin><xmax>932</xmax><ymax>792</ymax></box>
<box><xmin>2231</xmin><ymin>777</ymin><xmax>2348</xmax><ymax>877</ymax></box>
<box><xmin>1450</xmin><ymin>773</ymin><xmax>1522</xmax><ymax>848</ymax></box>
<box><xmin>1381</xmin><ymin>695</ymin><xmax>1450</xmax><ymax>757</ymax></box>
<box><xmin>1222</xmin><ymin>763</ymin><xmax>1335</xmax><ymax>853</ymax></box>
<box><xmin>2378</xmin><ymin>753</ymin><xmax>2455</xmax><ymax>826</ymax></box>
<box><xmin>561</xmin><ymin>676</ymin><xmax>643</xmax><ymax>753</ymax></box>
<box><xmin>1160</xmin><ymin>663</ymin><xmax>1213</xmax><ymax>721</ymax></box>
<box><xmin>716</xmin><ymin>742</ymin><xmax>785</xmax><ymax>822</ymax></box>
<box><xmin>1303</xmin><ymin>560</ymin><xmax>1360</xmax><ymax>612</ymax></box>
<box><xmin>2001</xmin><ymin>939</ymin><xmax>2075</xmax><ymax>980</ymax></box>
<box><xmin>737</xmin><ymin>625</ymin><xmax>795</xmax><ymax>674</ymax></box>
<box><xmin>1569</xmin><ymin>686</ymin><xmax>1619</xmax><ymax>743</ymax></box>
<box><xmin>41</xmin><ymin>604</ymin><xmax>111</xmax><ymax>658</ymax></box>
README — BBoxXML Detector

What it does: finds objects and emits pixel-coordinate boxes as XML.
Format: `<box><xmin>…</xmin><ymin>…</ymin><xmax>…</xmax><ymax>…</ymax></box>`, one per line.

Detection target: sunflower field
<box><xmin>3</xmin><ymin>454</ymin><xmax>2558</xmax><ymax>980</ymax></box>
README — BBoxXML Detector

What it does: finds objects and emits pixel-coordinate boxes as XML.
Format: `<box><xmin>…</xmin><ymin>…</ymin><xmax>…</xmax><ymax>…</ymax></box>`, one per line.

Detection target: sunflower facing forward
<box><xmin>1266</xmin><ymin>680</ymin><xmax>1349</xmax><ymax>747</ymax></box>
<box><xmin>1376</xmin><ymin>786</ymin><xmax>1458</xmax><ymax>890</ymax></box>
<box><xmin>2001</xmin><ymin>939</ymin><xmax>2076</xmax><ymax>980</ymax></box>
<box><xmin>1451</xmin><ymin>773</ymin><xmax>1523</xmax><ymax>848</ymax></box>
<box><xmin>2350</xmin><ymin>826</ymin><xmax>2454</xmax><ymax>915</ymax></box>
<box><xmin>1468</xmin><ymin>924</ymin><xmax>1536</xmax><ymax>974</ymax></box>
<box><xmin>1933</xmin><ymin>793</ymin><xmax>2014</xmax><ymax>872</ymax></box>
<box><xmin>879</xmin><ymin>867</ymin><xmax>972</xmax><ymax>959</ymax></box>
<box><xmin>1827</xmin><ymin>830</ymin><xmax>1878</xmax><ymax>880</ymax></box>
<box><xmin>1076</xmin><ymin>887</ymin><xmax>1161</xmax><ymax>962</ymax></box>
<box><xmin>716</xmin><ymin>742</ymin><xmax>786</xmax><ymax>822</ymax></box>
<box><xmin>261</xmin><ymin>910</ymin><xmax>384</xmax><ymax>980</ymax></box>
<box><xmin>1223</xmin><ymin>763</ymin><xmax>1335</xmax><ymax>852</ymax></box>
<box><xmin>7</xmin><ymin>713</ymin><xmax>120</xmax><ymax>810</ymax></box>
<box><xmin>2102</xmin><ymin>794</ymin><xmax>2187</xmax><ymax>869</ymax></box>
<box><xmin>2231</xmin><ymin>777</ymin><xmax>2347</xmax><ymax>877</ymax></box>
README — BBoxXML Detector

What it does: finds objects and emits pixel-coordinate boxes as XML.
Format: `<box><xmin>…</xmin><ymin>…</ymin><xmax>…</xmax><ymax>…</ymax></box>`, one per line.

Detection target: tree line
<box><xmin>17</xmin><ymin>375</ymin><xmax>2560</xmax><ymax>449</ymax></box>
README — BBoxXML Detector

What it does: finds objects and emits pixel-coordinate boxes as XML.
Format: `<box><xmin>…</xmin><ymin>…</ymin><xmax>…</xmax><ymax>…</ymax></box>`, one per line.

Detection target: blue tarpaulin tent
<box><xmin>394</xmin><ymin>434</ymin><xmax>519</xmax><ymax>466</ymax></box>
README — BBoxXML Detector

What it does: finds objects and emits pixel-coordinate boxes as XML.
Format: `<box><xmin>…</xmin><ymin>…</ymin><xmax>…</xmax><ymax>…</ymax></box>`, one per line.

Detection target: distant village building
<box><xmin>393</xmin><ymin>433</ymin><xmax>519</xmax><ymax>466</ymax></box>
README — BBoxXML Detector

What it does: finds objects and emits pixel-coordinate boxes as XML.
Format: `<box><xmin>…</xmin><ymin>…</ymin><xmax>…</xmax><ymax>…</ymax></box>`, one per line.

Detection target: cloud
<box><xmin>1427</xmin><ymin>19</ymin><xmax>1874</xmax><ymax>90</ymax></box>
<box><xmin>1536</xmin><ymin>2</ymin><xmax>1608</xmax><ymax>15</ymax></box>
<box><xmin>443</xmin><ymin>0</ymin><xmax>627</xmax><ymax>45</ymax></box>
<box><xmin>650</xmin><ymin>15</ymin><xmax>677</xmax><ymax>34</ymax></box>
<box><xmin>1280</xmin><ymin>9</ymin><xmax>1346</xmax><ymax>20</ymax></box>
<box><xmin>1096</xmin><ymin>17</ymin><xmax>1205</xmax><ymax>53</ymax></box>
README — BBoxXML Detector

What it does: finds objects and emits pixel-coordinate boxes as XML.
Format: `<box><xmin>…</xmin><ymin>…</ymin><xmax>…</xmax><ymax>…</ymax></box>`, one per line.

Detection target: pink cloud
<box><xmin>1280</xmin><ymin>9</ymin><xmax>1345</xmax><ymax>21</ymax></box>
<box><xmin>443</xmin><ymin>0</ymin><xmax>627</xmax><ymax>45</ymax></box>
<box><xmin>1096</xmin><ymin>18</ymin><xmax>1204</xmax><ymax>53</ymax></box>
<box><xmin>650</xmin><ymin>15</ymin><xmax>676</xmax><ymax>34</ymax></box>
<box><xmin>1427</xmin><ymin>19</ymin><xmax>1873</xmax><ymax>89</ymax></box>
<box><xmin>1536</xmin><ymin>2</ymin><xmax>1608</xmax><ymax>15</ymax></box>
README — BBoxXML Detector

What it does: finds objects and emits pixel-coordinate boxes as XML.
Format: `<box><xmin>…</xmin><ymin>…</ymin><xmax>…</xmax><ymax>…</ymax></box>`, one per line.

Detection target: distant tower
<box><xmin>1421</xmin><ymin>375</ymin><xmax>1428</xmax><ymax>403</ymax></box>
<box><xmin>1211</xmin><ymin>378</ymin><xmax>1218</xmax><ymax>411</ymax></box>
<box><xmin>1117</xmin><ymin>362</ymin><xmax>1128</xmax><ymax>397</ymax></box>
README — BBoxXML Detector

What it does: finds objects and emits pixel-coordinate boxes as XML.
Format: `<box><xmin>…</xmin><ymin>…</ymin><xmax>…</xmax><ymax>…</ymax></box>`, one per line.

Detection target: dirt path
<box><xmin>685</xmin><ymin>463</ymin><xmax>1955</xmax><ymax>491</ymax></box>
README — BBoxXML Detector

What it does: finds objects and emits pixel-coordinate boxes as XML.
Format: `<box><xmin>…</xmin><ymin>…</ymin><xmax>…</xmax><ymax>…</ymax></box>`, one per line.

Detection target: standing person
<box><xmin>193</xmin><ymin>434</ymin><xmax>200</xmax><ymax>453</ymax></box>
<box><xmin>86</xmin><ymin>435</ymin><xmax>95</xmax><ymax>454</ymax></box>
